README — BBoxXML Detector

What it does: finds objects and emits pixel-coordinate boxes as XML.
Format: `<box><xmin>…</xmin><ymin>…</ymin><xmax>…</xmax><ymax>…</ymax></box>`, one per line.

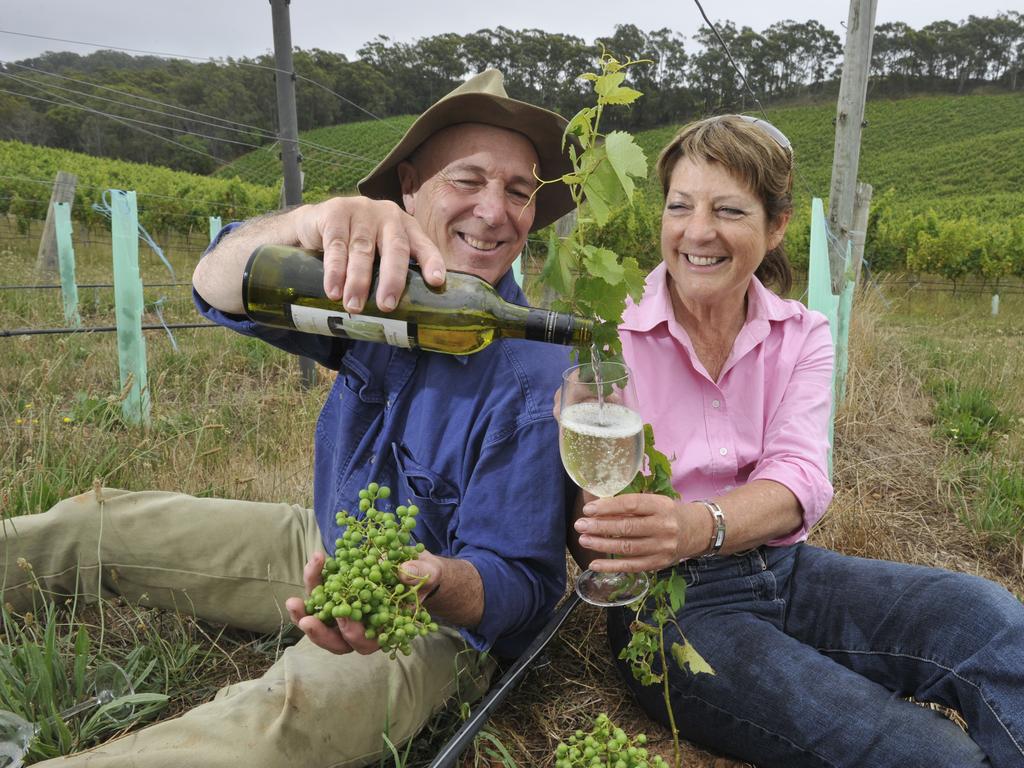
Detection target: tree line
<box><xmin>0</xmin><ymin>14</ymin><xmax>1020</xmax><ymax>175</ymax></box>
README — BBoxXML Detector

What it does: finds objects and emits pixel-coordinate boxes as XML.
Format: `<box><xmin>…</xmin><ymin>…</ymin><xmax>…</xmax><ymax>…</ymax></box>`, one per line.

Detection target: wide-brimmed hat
<box><xmin>357</xmin><ymin>69</ymin><xmax>577</xmax><ymax>231</ymax></box>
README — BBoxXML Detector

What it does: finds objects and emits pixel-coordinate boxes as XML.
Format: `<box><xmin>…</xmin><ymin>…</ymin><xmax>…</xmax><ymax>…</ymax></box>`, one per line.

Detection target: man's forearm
<box><xmin>425</xmin><ymin>556</ymin><xmax>484</xmax><ymax>628</ymax></box>
<box><xmin>192</xmin><ymin>206</ymin><xmax>301</xmax><ymax>314</ymax></box>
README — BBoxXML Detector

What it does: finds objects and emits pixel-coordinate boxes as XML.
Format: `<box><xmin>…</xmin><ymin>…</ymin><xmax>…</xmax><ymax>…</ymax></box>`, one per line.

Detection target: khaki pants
<box><xmin>1</xmin><ymin>488</ymin><xmax>492</xmax><ymax>767</ymax></box>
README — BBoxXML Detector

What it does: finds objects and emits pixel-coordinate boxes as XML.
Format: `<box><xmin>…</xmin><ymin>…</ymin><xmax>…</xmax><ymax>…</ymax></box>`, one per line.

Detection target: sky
<box><xmin>0</xmin><ymin>0</ymin><xmax>1015</xmax><ymax>64</ymax></box>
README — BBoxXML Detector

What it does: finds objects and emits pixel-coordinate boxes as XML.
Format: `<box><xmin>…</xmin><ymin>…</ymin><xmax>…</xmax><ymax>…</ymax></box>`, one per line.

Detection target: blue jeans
<box><xmin>608</xmin><ymin>544</ymin><xmax>1024</xmax><ymax>768</ymax></box>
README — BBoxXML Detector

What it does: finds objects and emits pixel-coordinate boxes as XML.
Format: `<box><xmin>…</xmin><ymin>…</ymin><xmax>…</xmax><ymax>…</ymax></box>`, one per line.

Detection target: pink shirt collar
<box><xmin>621</xmin><ymin>262</ymin><xmax>801</xmax><ymax>334</ymax></box>
<box><xmin>622</xmin><ymin>262</ymin><xmax>802</xmax><ymax>384</ymax></box>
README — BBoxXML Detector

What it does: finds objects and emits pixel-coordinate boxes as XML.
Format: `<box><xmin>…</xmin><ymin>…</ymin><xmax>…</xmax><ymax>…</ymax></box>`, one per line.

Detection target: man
<box><xmin>2</xmin><ymin>70</ymin><xmax>578</xmax><ymax>767</ymax></box>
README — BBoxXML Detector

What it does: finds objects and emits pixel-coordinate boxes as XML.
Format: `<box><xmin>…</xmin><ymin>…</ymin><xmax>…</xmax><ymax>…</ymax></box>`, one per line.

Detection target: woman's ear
<box><xmin>397</xmin><ymin>161</ymin><xmax>419</xmax><ymax>216</ymax></box>
<box><xmin>767</xmin><ymin>210</ymin><xmax>792</xmax><ymax>251</ymax></box>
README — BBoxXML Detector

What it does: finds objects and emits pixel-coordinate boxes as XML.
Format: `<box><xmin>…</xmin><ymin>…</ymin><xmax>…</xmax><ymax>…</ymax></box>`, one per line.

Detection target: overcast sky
<box><xmin>0</xmin><ymin>0</ymin><xmax>1015</xmax><ymax>64</ymax></box>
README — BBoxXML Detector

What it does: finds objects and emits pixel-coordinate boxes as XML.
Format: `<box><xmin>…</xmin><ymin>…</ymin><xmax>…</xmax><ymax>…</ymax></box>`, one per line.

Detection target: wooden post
<box><xmin>35</xmin><ymin>171</ymin><xmax>77</xmax><ymax>274</ymax></box>
<box><xmin>826</xmin><ymin>0</ymin><xmax>877</xmax><ymax>294</ymax></box>
<box><xmin>270</xmin><ymin>0</ymin><xmax>315</xmax><ymax>387</ymax></box>
<box><xmin>110</xmin><ymin>190</ymin><xmax>151</xmax><ymax>427</ymax></box>
<box><xmin>53</xmin><ymin>202</ymin><xmax>81</xmax><ymax>328</ymax></box>
<box><xmin>850</xmin><ymin>182</ymin><xmax>874</xmax><ymax>286</ymax></box>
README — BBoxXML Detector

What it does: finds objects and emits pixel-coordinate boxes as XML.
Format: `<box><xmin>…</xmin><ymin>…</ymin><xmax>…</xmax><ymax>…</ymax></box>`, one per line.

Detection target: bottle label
<box><xmin>289</xmin><ymin>305</ymin><xmax>412</xmax><ymax>348</ymax></box>
<box><xmin>525</xmin><ymin>309</ymin><xmax>574</xmax><ymax>345</ymax></box>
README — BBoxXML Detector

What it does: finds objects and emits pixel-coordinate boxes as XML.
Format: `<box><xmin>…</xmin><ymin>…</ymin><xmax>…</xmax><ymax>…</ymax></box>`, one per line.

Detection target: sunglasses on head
<box><xmin>729</xmin><ymin>114</ymin><xmax>793</xmax><ymax>153</ymax></box>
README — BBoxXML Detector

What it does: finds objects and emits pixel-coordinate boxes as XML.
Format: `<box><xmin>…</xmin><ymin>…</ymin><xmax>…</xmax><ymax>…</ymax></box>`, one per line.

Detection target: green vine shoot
<box><xmin>537</xmin><ymin>53</ymin><xmax>715</xmax><ymax>768</ymax></box>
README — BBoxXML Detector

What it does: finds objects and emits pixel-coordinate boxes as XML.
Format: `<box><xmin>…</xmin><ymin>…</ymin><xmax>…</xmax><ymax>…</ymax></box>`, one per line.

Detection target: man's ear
<box><xmin>397</xmin><ymin>161</ymin><xmax>419</xmax><ymax>215</ymax></box>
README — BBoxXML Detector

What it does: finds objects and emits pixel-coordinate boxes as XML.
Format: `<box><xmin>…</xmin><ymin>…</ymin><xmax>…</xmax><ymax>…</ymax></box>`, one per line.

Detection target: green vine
<box><xmin>536</xmin><ymin>52</ymin><xmax>649</xmax><ymax>364</ymax></box>
<box><xmin>538</xmin><ymin>53</ymin><xmax>714</xmax><ymax>768</ymax></box>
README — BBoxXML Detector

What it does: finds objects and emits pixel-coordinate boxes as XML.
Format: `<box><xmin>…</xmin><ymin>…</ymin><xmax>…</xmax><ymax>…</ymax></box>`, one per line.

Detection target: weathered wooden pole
<box><xmin>35</xmin><ymin>170</ymin><xmax>77</xmax><ymax>274</ymax></box>
<box><xmin>826</xmin><ymin>0</ymin><xmax>877</xmax><ymax>294</ymax></box>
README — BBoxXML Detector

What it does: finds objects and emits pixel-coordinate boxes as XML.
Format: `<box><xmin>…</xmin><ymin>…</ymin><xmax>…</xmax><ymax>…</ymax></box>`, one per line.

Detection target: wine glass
<box><xmin>559</xmin><ymin>361</ymin><xmax>649</xmax><ymax>607</ymax></box>
<box><xmin>0</xmin><ymin>662</ymin><xmax>134</xmax><ymax>768</ymax></box>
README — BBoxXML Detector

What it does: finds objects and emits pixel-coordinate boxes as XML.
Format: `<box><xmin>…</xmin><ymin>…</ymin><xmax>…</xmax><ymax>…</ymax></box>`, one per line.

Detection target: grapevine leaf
<box><xmin>594</xmin><ymin>71</ymin><xmax>626</xmax><ymax>97</ymax></box>
<box><xmin>576</xmin><ymin>275</ymin><xmax>628</xmax><ymax>324</ymax></box>
<box><xmin>591</xmin><ymin>321</ymin><xmax>623</xmax><ymax>358</ymax></box>
<box><xmin>620</xmin><ymin>425</ymin><xmax>679</xmax><ymax>498</ymax></box>
<box><xmin>564</xmin><ymin>107</ymin><xmax>596</xmax><ymax>150</ymax></box>
<box><xmin>582</xmin><ymin>154</ymin><xmax>627</xmax><ymax>227</ymax></box>
<box><xmin>647</xmin><ymin>440</ymin><xmax>679</xmax><ymax>499</ymax></box>
<box><xmin>602</xmin><ymin>86</ymin><xmax>643</xmax><ymax>105</ymax></box>
<box><xmin>579</xmin><ymin>72</ymin><xmax>599</xmax><ymax>82</ymax></box>
<box><xmin>582</xmin><ymin>245</ymin><xmax>625</xmax><ymax>285</ymax></box>
<box><xmin>605</xmin><ymin>131</ymin><xmax>648</xmax><ymax>200</ymax></box>
<box><xmin>671</xmin><ymin>639</ymin><xmax>715</xmax><ymax>676</ymax></box>
<box><xmin>622</xmin><ymin>257</ymin><xmax>648</xmax><ymax>302</ymax></box>
<box><xmin>667</xmin><ymin>571</ymin><xmax>687</xmax><ymax>613</ymax></box>
<box><xmin>539</xmin><ymin>235</ymin><xmax>575</xmax><ymax>296</ymax></box>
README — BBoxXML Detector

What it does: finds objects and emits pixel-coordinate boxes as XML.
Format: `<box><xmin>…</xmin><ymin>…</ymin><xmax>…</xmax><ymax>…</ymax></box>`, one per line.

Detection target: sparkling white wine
<box><xmin>559</xmin><ymin>402</ymin><xmax>644</xmax><ymax>498</ymax></box>
<box><xmin>243</xmin><ymin>245</ymin><xmax>592</xmax><ymax>355</ymax></box>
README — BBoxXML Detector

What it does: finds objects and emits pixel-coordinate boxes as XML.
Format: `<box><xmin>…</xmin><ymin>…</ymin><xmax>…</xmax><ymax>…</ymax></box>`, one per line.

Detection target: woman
<box><xmin>572</xmin><ymin>115</ymin><xmax>1024</xmax><ymax>767</ymax></box>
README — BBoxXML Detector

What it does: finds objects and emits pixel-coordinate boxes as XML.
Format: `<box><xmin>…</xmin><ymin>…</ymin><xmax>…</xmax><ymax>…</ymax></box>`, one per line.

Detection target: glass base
<box><xmin>575</xmin><ymin>568</ymin><xmax>649</xmax><ymax>607</ymax></box>
<box><xmin>0</xmin><ymin>709</ymin><xmax>34</xmax><ymax>768</ymax></box>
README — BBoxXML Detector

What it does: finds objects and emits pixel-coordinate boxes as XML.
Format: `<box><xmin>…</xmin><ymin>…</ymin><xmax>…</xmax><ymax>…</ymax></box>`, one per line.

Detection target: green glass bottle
<box><xmin>242</xmin><ymin>245</ymin><xmax>593</xmax><ymax>355</ymax></box>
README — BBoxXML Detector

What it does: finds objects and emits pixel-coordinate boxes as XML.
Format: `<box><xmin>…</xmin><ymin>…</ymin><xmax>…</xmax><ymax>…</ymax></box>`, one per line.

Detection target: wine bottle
<box><xmin>242</xmin><ymin>245</ymin><xmax>593</xmax><ymax>355</ymax></box>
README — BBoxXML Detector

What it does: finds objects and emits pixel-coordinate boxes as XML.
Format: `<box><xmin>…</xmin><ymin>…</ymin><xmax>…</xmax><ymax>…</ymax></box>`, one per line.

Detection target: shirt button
<box><xmin>719</xmin><ymin>447</ymin><xmax>728</xmax><ymax>456</ymax></box>
<box><xmin>724</xmin><ymin>484</ymin><xmax>734</xmax><ymax>491</ymax></box>
<box><xmin>712</xmin><ymin>399</ymin><xmax>721</xmax><ymax>408</ymax></box>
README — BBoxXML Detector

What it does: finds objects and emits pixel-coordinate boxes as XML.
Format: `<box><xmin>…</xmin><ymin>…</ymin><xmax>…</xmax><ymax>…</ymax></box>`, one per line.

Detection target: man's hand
<box><xmin>285</xmin><ymin>551</ymin><xmax>382</xmax><ymax>655</ymax></box>
<box><xmin>194</xmin><ymin>195</ymin><xmax>447</xmax><ymax>316</ymax></box>
<box><xmin>284</xmin><ymin>549</ymin><xmax>448</xmax><ymax>656</ymax></box>
<box><xmin>290</xmin><ymin>197</ymin><xmax>446</xmax><ymax>314</ymax></box>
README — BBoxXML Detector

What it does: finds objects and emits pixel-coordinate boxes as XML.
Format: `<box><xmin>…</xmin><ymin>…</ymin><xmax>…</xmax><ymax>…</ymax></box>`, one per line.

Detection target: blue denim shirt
<box><xmin>194</xmin><ymin>228</ymin><xmax>573</xmax><ymax>657</ymax></box>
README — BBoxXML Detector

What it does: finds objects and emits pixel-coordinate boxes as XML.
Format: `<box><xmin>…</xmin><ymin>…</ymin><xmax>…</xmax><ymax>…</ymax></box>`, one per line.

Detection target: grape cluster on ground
<box><xmin>554</xmin><ymin>713</ymin><xmax>669</xmax><ymax>768</ymax></box>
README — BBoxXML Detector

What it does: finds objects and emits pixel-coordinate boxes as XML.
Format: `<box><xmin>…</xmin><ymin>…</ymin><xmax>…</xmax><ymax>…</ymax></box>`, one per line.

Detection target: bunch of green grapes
<box><xmin>554</xmin><ymin>713</ymin><xmax>668</xmax><ymax>768</ymax></box>
<box><xmin>304</xmin><ymin>482</ymin><xmax>439</xmax><ymax>657</ymax></box>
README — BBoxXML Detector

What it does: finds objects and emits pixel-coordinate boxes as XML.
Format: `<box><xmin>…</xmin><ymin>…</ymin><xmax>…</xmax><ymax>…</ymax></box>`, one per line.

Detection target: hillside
<box><xmin>0</xmin><ymin>140</ymin><xmax>278</xmax><ymax>234</ymax></box>
<box><xmin>213</xmin><ymin>115</ymin><xmax>416</xmax><ymax>196</ymax></box>
<box><xmin>217</xmin><ymin>92</ymin><xmax>1024</xmax><ymax>220</ymax></box>
<box><xmin>5</xmin><ymin>92</ymin><xmax>1021</xmax><ymax>253</ymax></box>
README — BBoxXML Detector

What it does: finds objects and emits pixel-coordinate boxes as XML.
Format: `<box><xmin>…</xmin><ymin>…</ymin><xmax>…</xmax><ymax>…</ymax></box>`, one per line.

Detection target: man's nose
<box><xmin>473</xmin><ymin>184</ymin><xmax>509</xmax><ymax>227</ymax></box>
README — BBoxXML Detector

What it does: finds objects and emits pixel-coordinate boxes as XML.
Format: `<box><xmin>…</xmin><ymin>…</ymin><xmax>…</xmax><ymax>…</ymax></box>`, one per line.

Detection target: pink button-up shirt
<box><xmin>620</xmin><ymin>263</ymin><xmax>835</xmax><ymax>544</ymax></box>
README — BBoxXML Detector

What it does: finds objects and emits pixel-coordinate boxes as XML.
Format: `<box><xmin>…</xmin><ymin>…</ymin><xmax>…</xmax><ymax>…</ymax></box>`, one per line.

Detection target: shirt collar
<box><xmin>620</xmin><ymin>261</ymin><xmax>802</xmax><ymax>332</ymax></box>
<box><xmin>494</xmin><ymin>267</ymin><xmax>526</xmax><ymax>304</ymax></box>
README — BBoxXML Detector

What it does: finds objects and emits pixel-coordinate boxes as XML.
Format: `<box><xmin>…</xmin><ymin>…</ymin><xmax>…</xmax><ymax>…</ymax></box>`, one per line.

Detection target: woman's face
<box><xmin>661</xmin><ymin>156</ymin><xmax>789</xmax><ymax>314</ymax></box>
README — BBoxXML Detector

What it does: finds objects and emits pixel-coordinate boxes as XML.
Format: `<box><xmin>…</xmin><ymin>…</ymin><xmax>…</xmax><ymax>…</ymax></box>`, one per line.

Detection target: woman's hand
<box><xmin>573</xmin><ymin>494</ymin><xmax>711</xmax><ymax>572</ymax></box>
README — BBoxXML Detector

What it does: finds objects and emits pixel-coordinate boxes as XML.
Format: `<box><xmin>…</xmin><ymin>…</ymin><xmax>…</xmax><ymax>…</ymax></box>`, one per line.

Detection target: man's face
<box><xmin>398</xmin><ymin>124</ymin><xmax>539</xmax><ymax>285</ymax></box>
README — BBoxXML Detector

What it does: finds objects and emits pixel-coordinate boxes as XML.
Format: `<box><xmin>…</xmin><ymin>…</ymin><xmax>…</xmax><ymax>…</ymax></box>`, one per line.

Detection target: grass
<box><xmin>873</xmin><ymin>274</ymin><xmax>1024</xmax><ymax>547</ymax></box>
<box><xmin>2</xmin><ymin>219</ymin><xmax>1023</xmax><ymax>766</ymax></box>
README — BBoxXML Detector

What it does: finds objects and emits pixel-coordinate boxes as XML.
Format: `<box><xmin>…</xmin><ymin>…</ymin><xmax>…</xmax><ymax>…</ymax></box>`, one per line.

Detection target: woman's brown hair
<box><xmin>656</xmin><ymin>115</ymin><xmax>795</xmax><ymax>295</ymax></box>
